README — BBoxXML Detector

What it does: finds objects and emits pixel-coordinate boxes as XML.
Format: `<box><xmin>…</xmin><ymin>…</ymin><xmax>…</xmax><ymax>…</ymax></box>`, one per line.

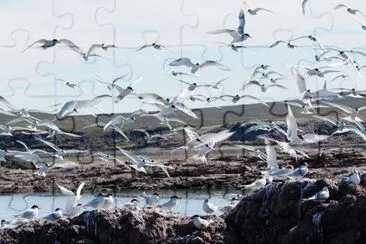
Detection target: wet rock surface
<box><xmin>0</xmin><ymin>208</ymin><xmax>235</xmax><ymax>244</ymax></box>
<box><xmin>0</xmin><ymin>147</ymin><xmax>364</xmax><ymax>194</ymax></box>
<box><xmin>226</xmin><ymin>179</ymin><xmax>366</xmax><ymax>244</ymax></box>
<box><xmin>2</xmin><ymin>179</ymin><xmax>366</xmax><ymax>243</ymax></box>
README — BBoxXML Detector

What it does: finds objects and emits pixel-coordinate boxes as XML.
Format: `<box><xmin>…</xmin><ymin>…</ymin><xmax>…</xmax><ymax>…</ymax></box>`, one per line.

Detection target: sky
<box><xmin>0</xmin><ymin>0</ymin><xmax>365</xmax><ymax>115</ymax></box>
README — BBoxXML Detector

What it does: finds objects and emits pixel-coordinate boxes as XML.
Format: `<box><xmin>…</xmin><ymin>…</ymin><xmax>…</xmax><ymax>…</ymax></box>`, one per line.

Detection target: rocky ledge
<box><xmin>2</xmin><ymin>178</ymin><xmax>366</xmax><ymax>244</ymax></box>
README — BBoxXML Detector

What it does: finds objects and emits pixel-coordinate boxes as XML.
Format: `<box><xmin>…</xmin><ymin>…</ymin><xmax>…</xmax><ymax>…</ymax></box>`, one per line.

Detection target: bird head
<box><xmin>171</xmin><ymin>195</ymin><xmax>181</xmax><ymax>200</ymax></box>
<box><xmin>191</xmin><ymin>214</ymin><xmax>199</xmax><ymax>219</ymax></box>
<box><xmin>106</xmin><ymin>193</ymin><xmax>113</xmax><ymax>197</ymax></box>
<box><xmin>31</xmin><ymin>205</ymin><xmax>39</xmax><ymax>210</ymax></box>
<box><xmin>204</xmin><ymin>199</ymin><xmax>209</xmax><ymax>203</ymax></box>
<box><xmin>131</xmin><ymin>198</ymin><xmax>140</xmax><ymax>203</ymax></box>
<box><xmin>53</xmin><ymin>39</ymin><xmax>59</xmax><ymax>43</ymax></box>
<box><xmin>127</xmin><ymin>86</ymin><xmax>133</xmax><ymax>91</ymax></box>
<box><xmin>153</xmin><ymin>192</ymin><xmax>160</xmax><ymax>197</ymax></box>
<box><xmin>244</xmin><ymin>33</ymin><xmax>252</xmax><ymax>38</ymax></box>
<box><xmin>54</xmin><ymin>208</ymin><xmax>61</xmax><ymax>212</ymax></box>
<box><xmin>97</xmin><ymin>193</ymin><xmax>104</xmax><ymax>197</ymax></box>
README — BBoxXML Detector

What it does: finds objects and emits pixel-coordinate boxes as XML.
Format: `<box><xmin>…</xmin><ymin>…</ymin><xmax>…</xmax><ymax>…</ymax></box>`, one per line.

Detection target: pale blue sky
<box><xmin>0</xmin><ymin>0</ymin><xmax>365</xmax><ymax>114</ymax></box>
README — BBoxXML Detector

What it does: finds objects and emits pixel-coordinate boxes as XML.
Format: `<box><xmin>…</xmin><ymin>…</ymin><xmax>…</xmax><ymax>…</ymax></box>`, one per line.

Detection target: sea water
<box><xmin>0</xmin><ymin>188</ymin><xmax>239</xmax><ymax>222</ymax></box>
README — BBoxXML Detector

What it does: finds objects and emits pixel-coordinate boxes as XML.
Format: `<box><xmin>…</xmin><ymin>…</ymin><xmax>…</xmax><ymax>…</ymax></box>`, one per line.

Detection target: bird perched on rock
<box><xmin>202</xmin><ymin>199</ymin><xmax>218</xmax><ymax>215</ymax></box>
<box><xmin>157</xmin><ymin>195</ymin><xmax>181</xmax><ymax>212</ymax></box>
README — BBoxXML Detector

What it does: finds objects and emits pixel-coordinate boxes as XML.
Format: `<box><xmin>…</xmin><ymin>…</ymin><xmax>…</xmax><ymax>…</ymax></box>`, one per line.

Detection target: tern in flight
<box><xmin>243</xmin><ymin>1</ymin><xmax>275</xmax><ymax>15</ymax></box>
<box><xmin>207</xmin><ymin>9</ymin><xmax>251</xmax><ymax>44</ymax></box>
<box><xmin>169</xmin><ymin>57</ymin><xmax>230</xmax><ymax>74</ymax></box>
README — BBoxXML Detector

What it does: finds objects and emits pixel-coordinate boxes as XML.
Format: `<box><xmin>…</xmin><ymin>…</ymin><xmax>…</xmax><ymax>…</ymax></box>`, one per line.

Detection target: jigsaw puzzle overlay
<box><xmin>1</xmin><ymin>0</ymin><xmax>366</xmax><ymax>243</ymax></box>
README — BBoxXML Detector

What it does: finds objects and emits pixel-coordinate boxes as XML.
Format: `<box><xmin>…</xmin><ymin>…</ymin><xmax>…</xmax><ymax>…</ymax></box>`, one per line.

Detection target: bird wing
<box><xmin>135</xmin><ymin>44</ymin><xmax>151</xmax><ymax>51</ymax></box>
<box><xmin>200</xmin><ymin>60</ymin><xmax>231</xmax><ymax>71</ymax></box>
<box><xmin>36</xmin><ymin>137</ymin><xmax>61</xmax><ymax>152</ymax></box>
<box><xmin>76</xmin><ymin>95</ymin><xmax>112</xmax><ymax>109</ymax></box>
<box><xmin>58</xmin><ymin>185</ymin><xmax>75</xmax><ymax>196</ymax></box>
<box><xmin>86</xmin><ymin>44</ymin><xmax>102</xmax><ymax>56</ymax></box>
<box><xmin>312</xmin><ymin>115</ymin><xmax>338</xmax><ymax>125</ymax></box>
<box><xmin>58</xmin><ymin>39</ymin><xmax>82</xmax><ymax>53</ymax></box>
<box><xmin>251</xmin><ymin>8</ymin><xmax>275</xmax><ymax>14</ymax></box>
<box><xmin>238</xmin><ymin>9</ymin><xmax>245</xmax><ymax>35</ymax></box>
<box><xmin>117</xmin><ymin>147</ymin><xmax>140</xmax><ymax>164</ymax></box>
<box><xmin>174</xmin><ymin>102</ymin><xmax>199</xmax><ymax>119</ymax></box>
<box><xmin>207</xmin><ymin>29</ymin><xmax>238</xmax><ymax>38</ymax></box>
<box><xmin>291</xmin><ymin>68</ymin><xmax>307</xmax><ymax>94</ymax></box>
<box><xmin>334</xmin><ymin>4</ymin><xmax>347</xmax><ymax>10</ymax></box>
<box><xmin>169</xmin><ymin>57</ymin><xmax>195</xmax><ymax>68</ymax></box>
<box><xmin>269</xmin><ymin>40</ymin><xmax>285</xmax><ymax>48</ymax></box>
<box><xmin>302</xmin><ymin>0</ymin><xmax>309</xmax><ymax>15</ymax></box>
<box><xmin>321</xmin><ymin>101</ymin><xmax>352</xmax><ymax>114</ymax></box>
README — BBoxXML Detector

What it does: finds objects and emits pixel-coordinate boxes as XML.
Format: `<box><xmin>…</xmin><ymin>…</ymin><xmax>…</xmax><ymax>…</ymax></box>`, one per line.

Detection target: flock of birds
<box><xmin>0</xmin><ymin>0</ymin><xmax>366</xmax><ymax>231</ymax></box>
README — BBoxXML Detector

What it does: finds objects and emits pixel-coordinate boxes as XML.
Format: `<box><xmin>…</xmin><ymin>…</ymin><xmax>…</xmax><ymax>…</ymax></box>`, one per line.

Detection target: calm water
<box><xmin>0</xmin><ymin>189</ymin><xmax>240</xmax><ymax>222</ymax></box>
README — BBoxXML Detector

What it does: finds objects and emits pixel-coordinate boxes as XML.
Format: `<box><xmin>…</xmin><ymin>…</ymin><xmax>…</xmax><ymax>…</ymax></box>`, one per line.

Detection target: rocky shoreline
<box><xmin>0</xmin><ymin>147</ymin><xmax>364</xmax><ymax>194</ymax></box>
<box><xmin>1</xmin><ymin>177</ymin><xmax>366</xmax><ymax>244</ymax></box>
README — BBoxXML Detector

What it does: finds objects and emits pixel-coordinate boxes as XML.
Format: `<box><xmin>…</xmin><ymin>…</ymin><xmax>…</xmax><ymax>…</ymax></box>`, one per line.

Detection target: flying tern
<box><xmin>243</xmin><ymin>1</ymin><xmax>275</xmax><ymax>15</ymax></box>
<box><xmin>207</xmin><ymin>9</ymin><xmax>251</xmax><ymax>44</ymax></box>
<box><xmin>169</xmin><ymin>57</ymin><xmax>230</xmax><ymax>74</ymax></box>
<box><xmin>57</xmin><ymin>181</ymin><xmax>85</xmax><ymax>217</ymax></box>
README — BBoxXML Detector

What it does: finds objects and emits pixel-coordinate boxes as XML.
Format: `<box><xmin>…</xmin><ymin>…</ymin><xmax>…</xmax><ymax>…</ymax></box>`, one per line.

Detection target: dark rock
<box><xmin>226</xmin><ymin>179</ymin><xmax>366</xmax><ymax>244</ymax></box>
<box><xmin>0</xmin><ymin>209</ymin><xmax>235</xmax><ymax>244</ymax></box>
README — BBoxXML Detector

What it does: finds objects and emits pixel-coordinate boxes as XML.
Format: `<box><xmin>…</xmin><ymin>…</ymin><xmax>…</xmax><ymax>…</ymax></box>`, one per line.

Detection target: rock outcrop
<box><xmin>226</xmin><ymin>179</ymin><xmax>366</xmax><ymax>244</ymax></box>
<box><xmin>0</xmin><ymin>208</ymin><xmax>236</xmax><ymax>244</ymax></box>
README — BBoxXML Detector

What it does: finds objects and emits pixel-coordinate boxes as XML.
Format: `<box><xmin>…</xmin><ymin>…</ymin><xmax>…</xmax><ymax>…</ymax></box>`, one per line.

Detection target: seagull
<box><xmin>141</xmin><ymin>192</ymin><xmax>160</xmax><ymax>208</ymax></box>
<box><xmin>102</xmin><ymin>193</ymin><xmax>115</xmax><ymax>209</ymax></box>
<box><xmin>83</xmin><ymin>193</ymin><xmax>105</xmax><ymax>209</ymax></box>
<box><xmin>243</xmin><ymin>1</ymin><xmax>275</xmax><ymax>15</ymax></box>
<box><xmin>7</xmin><ymin>150</ymin><xmax>50</xmax><ymax>177</ymax></box>
<box><xmin>338</xmin><ymin>169</ymin><xmax>361</xmax><ymax>185</ymax></box>
<box><xmin>291</xmin><ymin>67</ymin><xmax>308</xmax><ymax>96</ymax></box>
<box><xmin>133</xmin><ymin>129</ymin><xmax>171</xmax><ymax>144</ymax></box>
<box><xmin>170</xmin><ymin>71</ymin><xmax>199</xmax><ymax>78</ymax></box>
<box><xmin>55</xmin><ymin>94</ymin><xmax>112</xmax><ymax>120</ymax></box>
<box><xmin>157</xmin><ymin>195</ymin><xmax>181</xmax><ymax>212</ymax></box>
<box><xmin>36</xmin><ymin>137</ymin><xmax>88</xmax><ymax>160</ymax></box>
<box><xmin>118</xmin><ymin>147</ymin><xmax>174</xmax><ymax>177</ymax></box>
<box><xmin>14</xmin><ymin>205</ymin><xmax>40</xmax><ymax>220</ymax></box>
<box><xmin>240</xmin><ymin>176</ymin><xmax>267</xmax><ymax>194</ymax></box>
<box><xmin>123</xmin><ymin>199</ymin><xmax>140</xmax><ymax>210</ymax></box>
<box><xmin>241</xmin><ymin>80</ymin><xmax>288</xmax><ymax>93</ymax></box>
<box><xmin>207</xmin><ymin>9</ymin><xmax>251</xmax><ymax>44</ymax></box>
<box><xmin>302</xmin><ymin>186</ymin><xmax>329</xmax><ymax>202</ymax></box>
<box><xmin>57</xmin><ymin>182</ymin><xmax>85</xmax><ymax>217</ymax></box>
<box><xmin>101</xmin><ymin>76</ymin><xmax>143</xmax><ymax>103</ymax></box>
<box><xmin>43</xmin><ymin>208</ymin><xmax>63</xmax><ymax>221</ymax></box>
<box><xmin>191</xmin><ymin>215</ymin><xmax>213</xmax><ymax>229</ymax></box>
<box><xmin>218</xmin><ymin>197</ymin><xmax>239</xmax><ymax>213</ymax></box>
<box><xmin>291</xmin><ymin>35</ymin><xmax>326</xmax><ymax>51</ymax></box>
<box><xmin>286</xmin><ymin>163</ymin><xmax>309</xmax><ymax>180</ymax></box>
<box><xmin>334</xmin><ymin>4</ymin><xmax>366</xmax><ymax>17</ymax></box>
<box><xmin>321</xmin><ymin>101</ymin><xmax>366</xmax><ymax>127</ymax></box>
<box><xmin>169</xmin><ymin>57</ymin><xmax>230</xmax><ymax>74</ymax></box>
<box><xmin>286</xmin><ymin>104</ymin><xmax>329</xmax><ymax>145</ymax></box>
<box><xmin>211</xmin><ymin>94</ymin><xmax>269</xmax><ymax>106</ymax></box>
<box><xmin>136</xmin><ymin>42</ymin><xmax>174</xmax><ymax>52</ymax></box>
<box><xmin>55</xmin><ymin>78</ymin><xmax>79</xmax><ymax>89</ymax></box>
<box><xmin>203</xmin><ymin>199</ymin><xmax>218</xmax><ymax>215</ymax></box>
<box><xmin>22</xmin><ymin>38</ymin><xmax>78</xmax><ymax>52</ymax></box>
<box><xmin>269</xmin><ymin>40</ymin><xmax>298</xmax><ymax>49</ymax></box>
